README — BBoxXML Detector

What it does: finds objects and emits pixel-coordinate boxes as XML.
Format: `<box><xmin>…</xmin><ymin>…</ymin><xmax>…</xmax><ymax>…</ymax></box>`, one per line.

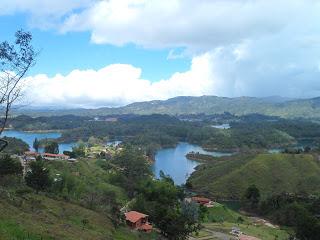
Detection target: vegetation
<box><xmin>188</xmin><ymin>153</ymin><xmax>320</xmax><ymax>199</ymax></box>
<box><xmin>1</xmin><ymin>136</ymin><xmax>29</xmax><ymax>154</ymax></box>
<box><xmin>132</xmin><ymin>175</ymin><xmax>203</xmax><ymax>240</ymax></box>
<box><xmin>0</xmin><ymin>154</ymin><xmax>22</xmax><ymax>176</ymax></box>
<box><xmin>13</xmin><ymin>95</ymin><xmax>320</xmax><ymax>119</ymax></box>
<box><xmin>44</xmin><ymin>141</ymin><xmax>59</xmax><ymax>154</ymax></box>
<box><xmin>25</xmin><ymin>158</ymin><xmax>52</xmax><ymax>192</ymax></box>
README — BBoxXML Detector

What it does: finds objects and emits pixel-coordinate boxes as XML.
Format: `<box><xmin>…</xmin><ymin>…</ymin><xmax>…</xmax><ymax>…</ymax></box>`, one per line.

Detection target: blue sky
<box><xmin>0</xmin><ymin>14</ymin><xmax>190</xmax><ymax>80</ymax></box>
<box><xmin>1</xmin><ymin>0</ymin><xmax>320</xmax><ymax>108</ymax></box>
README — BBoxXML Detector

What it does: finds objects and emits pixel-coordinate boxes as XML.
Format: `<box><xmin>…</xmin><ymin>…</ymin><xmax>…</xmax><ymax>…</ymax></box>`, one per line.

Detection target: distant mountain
<box><xmin>15</xmin><ymin>95</ymin><xmax>320</xmax><ymax>119</ymax></box>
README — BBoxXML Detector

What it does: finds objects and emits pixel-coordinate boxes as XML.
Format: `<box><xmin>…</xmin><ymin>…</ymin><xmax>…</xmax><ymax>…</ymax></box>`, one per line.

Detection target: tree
<box><xmin>0</xmin><ymin>154</ymin><xmax>22</xmax><ymax>176</ymax></box>
<box><xmin>44</xmin><ymin>141</ymin><xmax>59</xmax><ymax>154</ymax></box>
<box><xmin>243</xmin><ymin>184</ymin><xmax>260</xmax><ymax>210</ymax></box>
<box><xmin>72</xmin><ymin>140</ymin><xmax>86</xmax><ymax>157</ymax></box>
<box><xmin>0</xmin><ymin>30</ymin><xmax>36</xmax><ymax>151</ymax></box>
<box><xmin>112</xmin><ymin>145</ymin><xmax>152</xmax><ymax>197</ymax></box>
<box><xmin>133</xmin><ymin>176</ymin><xmax>201</xmax><ymax>240</ymax></box>
<box><xmin>25</xmin><ymin>159</ymin><xmax>51</xmax><ymax>192</ymax></box>
<box><xmin>33</xmin><ymin>138</ymin><xmax>40</xmax><ymax>152</ymax></box>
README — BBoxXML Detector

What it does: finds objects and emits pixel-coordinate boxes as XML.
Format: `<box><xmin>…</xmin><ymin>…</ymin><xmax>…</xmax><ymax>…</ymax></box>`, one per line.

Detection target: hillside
<box><xmin>0</xmin><ymin>158</ymin><xmax>155</xmax><ymax>240</ymax></box>
<box><xmin>17</xmin><ymin>96</ymin><xmax>320</xmax><ymax>119</ymax></box>
<box><xmin>188</xmin><ymin>153</ymin><xmax>320</xmax><ymax>199</ymax></box>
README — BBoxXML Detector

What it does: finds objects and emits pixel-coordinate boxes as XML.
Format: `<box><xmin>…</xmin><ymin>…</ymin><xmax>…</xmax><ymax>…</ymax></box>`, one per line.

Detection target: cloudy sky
<box><xmin>1</xmin><ymin>0</ymin><xmax>320</xmax><ymax>108</ymax></box>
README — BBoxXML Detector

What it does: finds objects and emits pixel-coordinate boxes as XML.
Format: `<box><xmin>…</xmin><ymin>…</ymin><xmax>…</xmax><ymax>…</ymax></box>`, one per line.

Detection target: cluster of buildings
<box><xmin>23</xmin><ymin>151</ymin><xmax>77</xmax><ymax>163</ymax></box>
<box><xmin>123</xmin><ymin>196</ymin><xmax>214</xmax><ymax>234</ymax></box>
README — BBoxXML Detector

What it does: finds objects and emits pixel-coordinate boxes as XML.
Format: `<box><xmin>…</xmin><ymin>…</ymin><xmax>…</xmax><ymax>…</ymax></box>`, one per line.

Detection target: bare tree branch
<box><xmin>0</xmin><ymin>30</ymin><xmax>37</xmax><ymax>151</ymax></box>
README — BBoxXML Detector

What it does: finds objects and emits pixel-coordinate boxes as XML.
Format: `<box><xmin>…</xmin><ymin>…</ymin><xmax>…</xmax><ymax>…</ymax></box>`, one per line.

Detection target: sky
<box><xmin>1</xmin><ymin>0</ymin><xmax>320</xmax><ymax>108</ymax></box>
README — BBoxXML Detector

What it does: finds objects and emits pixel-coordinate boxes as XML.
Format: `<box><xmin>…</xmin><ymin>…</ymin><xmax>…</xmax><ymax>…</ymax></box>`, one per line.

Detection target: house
<box><xmin>191</xmin><ymin>196</ymin><xmax>214</xmax><ymax>207</ymax></box>
<box><xmin>24</xmin><ymin>151</ymin><xmax>39</xmax><ymax>160</ymax></box>
<box><xmin>42</xmin><ymin>153</ymin><xmax>70</xmax><ymax>161</ymax></box>
<box><xmin>125</xmin><ymin>211</ymin><xmax>153</xmax><ymax>233</ymax></box>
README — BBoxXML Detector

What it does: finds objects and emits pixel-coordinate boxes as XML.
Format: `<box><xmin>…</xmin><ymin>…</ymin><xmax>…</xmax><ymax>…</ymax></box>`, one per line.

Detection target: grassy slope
<box><xmin>194</xmin><ymin>203</ymin><xmax>289</xmax><ymax>240</ymax></box>
<box><xmin>189</xmin><ymin>153</ymin><xmax>320</xmax><ymax>199</ymax></box>
<box><xmin>0</xmin><ymin>158</ymin><xmax>156</xmax><ymax>240</ymax></box>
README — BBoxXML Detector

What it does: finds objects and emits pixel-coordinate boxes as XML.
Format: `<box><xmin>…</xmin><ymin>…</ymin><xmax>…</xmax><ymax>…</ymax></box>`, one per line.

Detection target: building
<box><xmin>42</xmin><ymin>153</ymin><xmax>70</xmax><ymax>161</ymax></box>
<box><xmin>125</xmin><ymin>211</ymin><xmax>153</xmax><ymax>233</ymax></box>
<box><xmin>24</xmin><ymin>152</ymin><xmax>70</xmax><ymax>161</ymax></box>
<box><xmin>191</xmin><ymin>196</ymin><xmax>214</xmax><ymax>207</ymax></box>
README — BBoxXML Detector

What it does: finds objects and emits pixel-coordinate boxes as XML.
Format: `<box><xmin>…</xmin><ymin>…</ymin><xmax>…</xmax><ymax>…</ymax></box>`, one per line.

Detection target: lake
<box><xmin>153</xmin><ymin>142</ymin><xmax>232</xmax><ymax>185</ymax></box>
<box><xmin>2</xmin><ymin>130</ymin><xmax>74</xmax><ymax>153</ymax></box>
<box><xmin>2</xmin><ymin>130</ymin><xmax>228</xmax><ymax>185</ymax></box>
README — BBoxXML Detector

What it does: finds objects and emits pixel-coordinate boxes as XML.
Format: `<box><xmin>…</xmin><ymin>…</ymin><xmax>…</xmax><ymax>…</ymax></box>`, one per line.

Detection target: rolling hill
<box><xmin>188</xmin><ymin>153</ymin><xmax>320</xmax><ymax>199</ymax></box>
<box><xmin>17</xmin><ymin>95</ymin><xmax>320</xmax><ymax>119</ymax></box>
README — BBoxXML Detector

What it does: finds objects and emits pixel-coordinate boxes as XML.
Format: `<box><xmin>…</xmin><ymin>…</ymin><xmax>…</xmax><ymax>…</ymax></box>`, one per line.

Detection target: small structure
<box><xmin>125</xmin><ymin>211</ymin><xmax>153</xmax><ymax>233</ymax></box>
<box><xmin>230</xmin><ymin>227</ymin><xmax>242</xmax><ymax>236</ymax></box>
<box><xmin>191</xmin><ymin>196</ymin><xmax>214</xmax><ymax>207</ymax></box>
<box><xmin>24</xmin><ymin>151</ymin><xmax>39</xmax><ymax>161</ymax></box>
<box><xmin>42</xmin><ymin>153</ymin><xmax>70</xmax><ymax>161</ymax></box>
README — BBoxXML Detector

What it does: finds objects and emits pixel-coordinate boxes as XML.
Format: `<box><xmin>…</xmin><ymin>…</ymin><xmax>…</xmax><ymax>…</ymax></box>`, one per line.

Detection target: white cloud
<box><xmin>3</xmin><ymin>0</ymin><xmax>320</xmax><ymax>106</ymax></box>
<box><xmin>24</xmin><ymin>53</ymin><xmax>215</xmax><ymax>108</ymax></box>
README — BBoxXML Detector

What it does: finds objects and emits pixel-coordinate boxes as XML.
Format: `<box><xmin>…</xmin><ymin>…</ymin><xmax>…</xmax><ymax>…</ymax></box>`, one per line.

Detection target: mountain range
<box><xmin>16</xmin><ymin>95</ymin><xmax>320</xmax><ymax>119</ymax></box>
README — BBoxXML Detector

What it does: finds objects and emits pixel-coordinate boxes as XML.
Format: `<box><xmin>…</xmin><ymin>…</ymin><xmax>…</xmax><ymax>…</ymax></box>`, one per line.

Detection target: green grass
<box><xmin>189</xmin><ymin>153</ymin><xmax>320</xmax><ymax>199</ymax></box>
<box><xmin>0</xmin><ymin>158</ymin><xmax>146</xmax><ymax>240</ymax></box>
<box><xmin>204</xmin><ymin>203</ymin><xmax>245</xmax><ymax>223</ymax></box>
<box><xmin>204</xmin><ymin>222</ymin><xmax>289</xmax><ymax>240</ymax></box>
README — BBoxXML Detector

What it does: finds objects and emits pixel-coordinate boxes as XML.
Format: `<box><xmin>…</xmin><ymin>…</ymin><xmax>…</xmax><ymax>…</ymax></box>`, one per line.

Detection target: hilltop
<box><xmin>16</xmin><ymin>95</ymin><xmax>320</xmax><ymax>119</ymax></box>
<box><xmin>188</xmin><ymin>153</ymin><xmax>320</xmax><ymax>199</ymax></box>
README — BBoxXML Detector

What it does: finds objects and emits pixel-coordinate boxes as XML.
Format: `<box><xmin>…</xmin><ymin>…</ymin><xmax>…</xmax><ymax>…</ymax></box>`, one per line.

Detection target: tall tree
<box><xmin>0</xmin><ymin>30</ymin><xmax>37</xmax><ymax>151</ymax></box>
<box><xmin>25</xmin><ymin>159</ymin><xmax>51</xmax><ymax>193</ymax></box>
<box><xmin>112</xmin><ymin>145</ymin><xmax>152</xmax><ymax>197</ymax></box>
<box><xmin>133</xmin><ymin>176</ymin><xmax>202</xmax><ymax>240</ymax></box>
<box><xmin>243</xmin><ymin>184</ymin><xmax>261</xmax><ymax>210</ymax></box>
<box><xmin>0</xmin><ymin>154</ymin><xmax>22</xmax><ymax>176</ymax></box>
<box><xmin>33</xmin><ymin>138</ymin><xmax>40</xmax><ymax>152</ymax></box>
<box><xmin>44</xmin><ymin>141</ymin><xmax>59</xmax><ymax>154</ymax></box>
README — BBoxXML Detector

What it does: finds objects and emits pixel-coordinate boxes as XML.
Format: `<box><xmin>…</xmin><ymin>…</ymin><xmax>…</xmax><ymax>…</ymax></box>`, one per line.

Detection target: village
<box><xmin>11</xmin><ymin>142</ymin><xmax>266</xmax><ymax>240</ymax></box>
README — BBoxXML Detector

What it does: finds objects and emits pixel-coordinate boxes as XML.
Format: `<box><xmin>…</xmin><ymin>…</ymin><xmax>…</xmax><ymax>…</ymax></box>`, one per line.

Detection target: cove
<box><xmin>152</xmin><ymin>142</ymin><xmax>232</xmax><ymax>185</ymax></box>
<box><xmin>2</xmin><ymin>130</ymin><xmax>74</xmax><ymax>153</ymax></box>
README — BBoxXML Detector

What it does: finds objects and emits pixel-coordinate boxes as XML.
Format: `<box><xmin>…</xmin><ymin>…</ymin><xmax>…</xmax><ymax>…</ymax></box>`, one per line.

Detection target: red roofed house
<box><xmin>42</xmin><ymin>153</ymin><xmax>70</xmax><ymax>161</ymax></box>
<box><xmin>191</xmin><ymin>196</ymin><xmax>213</xmax><ymax>207</ymax></box>
<box><xmin>125</xmin><ymin>211</ymin><xmax>153</xmax><ymax>233</ymax></box>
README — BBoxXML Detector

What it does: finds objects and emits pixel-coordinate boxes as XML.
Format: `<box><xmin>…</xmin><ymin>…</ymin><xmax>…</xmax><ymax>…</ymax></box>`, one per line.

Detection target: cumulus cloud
<box><xmin>24</xmin><ymin>53</ymin><xmax>215</xmax><ymax>108</ymax></box>
<box><xmin>3</xmin><ymin>0</ymin><xmax>320</xmax><ymax>106</ymax></box>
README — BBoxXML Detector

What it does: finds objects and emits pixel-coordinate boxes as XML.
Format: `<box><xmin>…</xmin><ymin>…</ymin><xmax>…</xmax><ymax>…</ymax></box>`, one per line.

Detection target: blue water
<box><xmin>211</xmin><ymin>123</ymin><xmax>231</xmax><ymax>129</ymax></box>
<box><xmin>153</xmin><ymin>142</ymin><xmax>232</xmax><ymax>185</ymax></box>
<box><xmin>2</xmin><ymin>130</ymin><xmax>74</xmax><ymax>153</ymax></box>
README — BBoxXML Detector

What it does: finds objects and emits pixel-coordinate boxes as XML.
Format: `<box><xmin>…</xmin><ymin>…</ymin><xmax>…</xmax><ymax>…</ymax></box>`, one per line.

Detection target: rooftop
<box><xmin>125</xmin><ymin>211</ymin><xmax>148</xmax><ymax>223</ymax></box>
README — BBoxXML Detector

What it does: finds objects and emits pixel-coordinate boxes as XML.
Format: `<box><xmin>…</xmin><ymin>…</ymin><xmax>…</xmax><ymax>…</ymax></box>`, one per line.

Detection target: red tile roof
<box><xmin>191</xmin><ymin>196</ymin><xmax>211</xmax><ymax>203</ymax></box>
<box><xmin>139</xmin><ymin>223</ymin><xmax>152</xmax><ymax>231</ymax></box>
<box><xmin>125</xmin><ymin>211</ymin><xmax>148</xmax><ymax>223</ymax></box>
<box><xmin>42</xmin><ymin>153</ymin><xmax>68</xmax><ymax>157</ymax></box>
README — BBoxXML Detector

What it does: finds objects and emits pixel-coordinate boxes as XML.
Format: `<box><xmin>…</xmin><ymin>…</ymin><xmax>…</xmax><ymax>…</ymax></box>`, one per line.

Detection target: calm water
<box><xmin>2</xmin><ymin>130</ymin><xmax>230</xmax><ymax>185</ymax></box>
<box><xmin>211</xmin><ymin>123</ymin><xmax>231</xmax><ymax>129</ymax></box>
<box><xmin>2</xmin><ymin>130</ymin><xmax>74</xmax><ymax>153</ymax></box>
<box><xmin>153</xmin><ymin>142</ymin><xmax>232</xmax><ymax>185</ymax></box>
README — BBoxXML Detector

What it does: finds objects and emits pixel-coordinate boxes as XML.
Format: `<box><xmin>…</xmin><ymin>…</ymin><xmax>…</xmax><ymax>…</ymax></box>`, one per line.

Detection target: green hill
<box><xmin>16</xmin><ymin>96</ymin><xmax>320</xmax><ymax>119</ymax></box>
<box><xmin>188</xmin><ymin>153</ymin><xmax>320</xmax><ymax>199</ymax></box>
<box><xmin>0</xmin><ymin>158</ymin><xmax>155</xmax><ymax>240</ymax></box>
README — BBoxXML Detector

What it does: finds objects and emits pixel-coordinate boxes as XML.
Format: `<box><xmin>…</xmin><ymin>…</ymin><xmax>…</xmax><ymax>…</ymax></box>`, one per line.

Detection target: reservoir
<box><xmin>153</xmin><ymin>142</ymin><xmax>232</xmax><ymax>185</ymax></box>
<box><xmin>2</xmin><ymin>130</ymin><xmax>74</xmax><ymax>153</ymax></box>
<box><xmin>1</xmin><ymin>131</ymin><xmax>230</xmax><ymax>185</ymax></box>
